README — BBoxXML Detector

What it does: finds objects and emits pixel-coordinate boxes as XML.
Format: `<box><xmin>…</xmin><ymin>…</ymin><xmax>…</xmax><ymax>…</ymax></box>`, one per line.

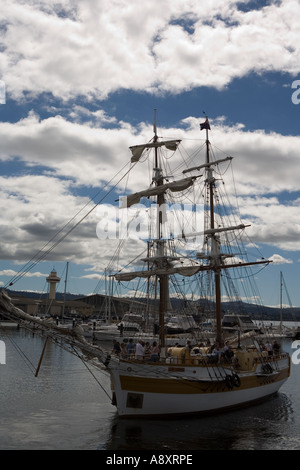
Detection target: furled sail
<box><xmin>183</xmin><ymin>156</ymin><xmax>233</xmax><ymax>174</ymax></box>
<box><xmin>114</xmin><ymin>256</ymin><xmax>270</xmax><ymax>282</ymax></box>
<box><xmin>176</xmin><ymin>223</ymin><xmax>249</xmax><ymax>240</ymax></box>
<box><xmin>115</xmin><ymin>264</ymin><xmax>202</xmax><ymax>281</ymax></box>
<box><xmin>130</xmin><ymin>139</ymin><xmax>181</xmax><ymax>162</ymax></box>
<box><xmin>120</xmin><ymin>176</ymin><xmax>196</xmax><ymax>208</ymax></box>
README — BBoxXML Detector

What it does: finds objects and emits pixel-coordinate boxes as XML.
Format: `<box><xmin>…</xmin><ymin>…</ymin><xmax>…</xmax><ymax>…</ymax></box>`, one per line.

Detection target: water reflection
<box><xmin>2</xmin><ymin>330</ymin><xmax>300</xmax><ymax>450</ymax></box>
<box><xmin>104</xmin><ymin>339</ymin><xmax>300</xmax><ymax>451</ymax></box>
<box><xmin>105</xmin><ymin>393</ymin><xmax>296</xmax><ymax>450</ymax></box>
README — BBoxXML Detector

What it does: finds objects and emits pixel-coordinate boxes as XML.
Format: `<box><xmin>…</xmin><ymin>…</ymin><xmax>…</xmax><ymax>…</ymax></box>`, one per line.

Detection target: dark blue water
<box><xmin>1</xmin><ymin>328</ymin><xmax>300</xmax><ymax>450</ymax></box>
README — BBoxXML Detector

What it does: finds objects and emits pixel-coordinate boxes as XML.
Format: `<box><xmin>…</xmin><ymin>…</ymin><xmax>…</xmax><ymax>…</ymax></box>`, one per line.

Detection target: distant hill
<box><xmin>221</xmin><ymin>301</ymin><xmax>300</xmax><ymax>322</ymax></box>
<box><xmin>5</xmin><ymin>289</ymin><xmax>83</xmax><ymax>301</ymax></box>
<box><xmin>4</xmin><ymin>289</ymin><xmax>300</xmax><ymax>321</ymax></box>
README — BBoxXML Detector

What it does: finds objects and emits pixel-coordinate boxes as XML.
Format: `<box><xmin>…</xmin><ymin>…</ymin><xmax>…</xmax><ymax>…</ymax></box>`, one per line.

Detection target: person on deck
<box><xmin>273</xmin><ymin>340</ymin><xmax>281</xmax><ymax>355</ymax></box>
<box><xmin>120</xmin><ymin>342</ymin><xmax>128</xmax><ymax>359</ymax></box>
<box><xmin>212</xmin><ymin>343</ymin><xmax>222</xmax><ymax>363</ymax></box>
<box><xmin>135</xmin><ymin>340</ymin><xmax>145</xmax><ymax>360</ymax></box>
<box><xmin>126</xmin><ymin>338</ymin><xmax>136</xmax><ymax>357</ymax></box>
<box><xmin>223</xmin><ymin>341</ymin><xmax>234</xmax><ymax>362</ymax></box>
<box><xmin>112</xmin><ymin>339</ymin><xmax>121</xmax><ymax>355</ymax></box>
<box><xmin>265</xmin><ymin>341</ymin><xmax>273</xmax><ymax>356</ymax></box>
<box><xmin>149</xmin><ymin>341</ymin><xmax>160</xmax><ymax>362</ymax></box>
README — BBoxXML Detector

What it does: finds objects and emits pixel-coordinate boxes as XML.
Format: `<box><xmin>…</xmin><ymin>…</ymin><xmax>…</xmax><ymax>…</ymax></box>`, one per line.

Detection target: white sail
<box><xmin>115</xmin><ymin>264</ymin><xmax>201</xmax><ymax>281</ymax></box>
<box><xmin>130</xmin><ymin>139</ymin><xmax>181</xmax><ymax>162</ymax></box>
<box><xmin>120</xmin><ymin>176</ymin><xmax>196</xmax><ymax>208</ymax></box>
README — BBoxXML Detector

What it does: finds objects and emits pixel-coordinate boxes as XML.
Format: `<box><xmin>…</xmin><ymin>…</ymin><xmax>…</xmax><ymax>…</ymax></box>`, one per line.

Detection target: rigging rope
<box><xmin>2</xmin><ymin>331</ymin><xmax>36</xmax><ymax>374</ymax></box>
<box><xmin>70</xmin><ymin>345</ymin><xmax>112</xmax><ymax>400</ymax></box>
<box><xmin>5</xmin><ymin>160</ymin><xmax>136</xmax><ymax>288</ymax></box>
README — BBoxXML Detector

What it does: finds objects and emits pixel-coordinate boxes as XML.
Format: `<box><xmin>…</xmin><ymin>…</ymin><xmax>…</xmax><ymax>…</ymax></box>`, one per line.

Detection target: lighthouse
<box><xmin>46</xmin><ymin>269</ymin><xmax>61</xmax><ymax>300</ymax></box>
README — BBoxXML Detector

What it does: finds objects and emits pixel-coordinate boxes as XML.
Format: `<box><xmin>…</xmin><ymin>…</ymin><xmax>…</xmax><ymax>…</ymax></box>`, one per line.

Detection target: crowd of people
<box><xmin>192</xmin><ymin>338</ymin><xmax>282</xmax><ymax>364</ymax></box>
<box><xmin>112</xmin><ymin>338</ymin><xmax>160</xmax><ymax>362</ymax></box>
<box><xmin>187</xmin><ymin>340</ymin><xmax>236</xmax><ymax>364</ymax></box>
<box><xmin>259</xmin><ymin>339</ymin><xmax>281</xmax><ymax>356</ymax></box>
<box><xmin>111</xmin><ymin>337</ymin><xmax>282</xmax><ymax>363</ymax></box>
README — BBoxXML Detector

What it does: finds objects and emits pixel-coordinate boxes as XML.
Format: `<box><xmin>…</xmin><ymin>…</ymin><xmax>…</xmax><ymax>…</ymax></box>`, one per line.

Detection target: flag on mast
<box><xmin>200</xmin><ymin>118</ymin><xmax>210</xmax><ymax>130</ymax></box>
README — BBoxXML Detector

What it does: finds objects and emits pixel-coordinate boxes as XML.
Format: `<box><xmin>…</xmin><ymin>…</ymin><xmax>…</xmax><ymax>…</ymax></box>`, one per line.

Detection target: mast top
<box><xmin>153</xmin><ymin>108</ymin><xmax>157</xmax><ymax>140</ymax></box>
<box><xmin>200</xmin><ymin>116</ymin><xmax>211</xmax><ymax>132</ymax></box>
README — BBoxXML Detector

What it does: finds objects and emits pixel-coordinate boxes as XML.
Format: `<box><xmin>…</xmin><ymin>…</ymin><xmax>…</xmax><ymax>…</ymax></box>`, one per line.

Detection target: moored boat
<box><xmin>0</xmin><ymin>112</ymin><xmax>291</xmax><ymax>418</ymax></box>
<box><xmin>104</xmin><ymin>113</ymin><xmax>290</xmax><ymax>417</ymax></box>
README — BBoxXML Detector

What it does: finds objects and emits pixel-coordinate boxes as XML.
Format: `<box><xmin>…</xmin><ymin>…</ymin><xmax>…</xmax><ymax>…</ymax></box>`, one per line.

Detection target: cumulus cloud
<box><xmin>0</xmin><ymin>0</ymin><xmax>300</xmax><ymax>294</ymax></box>
<box><xmin>0</xmin><ymin>110</ymin><xmax>135</xmax><ymax>186</ymax></box>
<box><xmin>0</xmin><ymin>111</ymin><xmax>300</xmax><ymax>269</ymax></box>
<box><xmin>1</xmin><ymin>0</ymin><xmax>300</xmax><ymax>100</ymax></box>
<box><xmin>236</xmin><ymin>195</ymin><xmax>300</xmax><ymax>251</ymax></box>
<box><xmin>269</xmin><ymin>254</ymin><xmax>293</xmax><ymax>265</ymax></box>
<box><xmin>0</xmin><ymin>269</ymin><xmax>47</xmax><ymax>278</ymax></box>
<box><xmin>1</xmin><ymin>111</ymin><xmax>300</xmax><ymax>191</ymax></box>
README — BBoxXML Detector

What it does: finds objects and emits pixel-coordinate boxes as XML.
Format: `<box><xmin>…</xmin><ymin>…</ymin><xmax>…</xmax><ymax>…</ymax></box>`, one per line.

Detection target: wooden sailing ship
<box><xmin>105</xmin><ymin>113</ymin><xmax>290</xmax><ymax>417</ymax></box>
<box><xmin>0</xmin><ymin>113</ymin><xmax>290</xmax><ymax>418</ymax></box>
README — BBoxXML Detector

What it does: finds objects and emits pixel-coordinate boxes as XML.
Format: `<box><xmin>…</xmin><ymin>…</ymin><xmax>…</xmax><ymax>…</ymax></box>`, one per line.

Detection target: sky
<box><xmin>0</xmin><ymin>0</ymin><xmax>300</xmax><ymax>308</ymax></box>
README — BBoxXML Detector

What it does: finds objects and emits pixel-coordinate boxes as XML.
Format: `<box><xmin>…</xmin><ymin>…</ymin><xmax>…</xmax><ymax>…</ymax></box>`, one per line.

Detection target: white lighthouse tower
<box><xmin>46</xmin><ymin>269</ymin><xmax>61</xmax><ymax>300</ymax></box>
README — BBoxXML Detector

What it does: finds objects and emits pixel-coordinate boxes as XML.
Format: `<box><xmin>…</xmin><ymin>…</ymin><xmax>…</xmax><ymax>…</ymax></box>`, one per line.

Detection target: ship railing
<box><xmin>117</xmin><ymin>350</ymin><xmax>290</xmax><ymax>368</ymax></box>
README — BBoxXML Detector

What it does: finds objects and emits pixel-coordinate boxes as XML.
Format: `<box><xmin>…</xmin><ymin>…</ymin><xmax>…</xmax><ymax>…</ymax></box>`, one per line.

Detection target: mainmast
<box><xmin>203</xmin><ymin>117</ymin><xmax>222</xmax><ymax>346</ymax></box>
<box><xmin>153</xmin><ymin>109</ymin><xmax>168</xmax><ymax>348</ymax></box>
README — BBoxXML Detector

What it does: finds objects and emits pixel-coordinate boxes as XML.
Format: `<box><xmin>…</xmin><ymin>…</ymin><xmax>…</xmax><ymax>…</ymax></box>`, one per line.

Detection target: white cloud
<box><xmin>269</xmin><ymin>254</ymin><xmax>293</xmax><ymax>265</ymax></box>
<box><xmin>236</xmin><ymin>194</ymin><xmax>300</xmax><ymax>251</ymax></box>
<box><xmin>0</xmin><ymin>0</ymin><xmax>299</xmax><ymax>304</ymax></box>
<box><xmin>1</xmin><ymin>112</ymin><xmax>300</xmax><ymax>193</ymax></box>
<box><xmin>0</xmin><ymin>269</ymin><xmax>47</xmax><ymax>278</ymax></box>
<box><xmin>0</xmin><ymin>111</ymin><xmax>134</xmax><ymax>186</ymax></box>
<box><xmin>1</xmin><ymin>0</ymin><xmax>300</xmax><ymax>100</ymax></box>
<box><xmin>1</xmin><ymin>111</ymin><xmax>300</xmax><ymax>268</ymax></box>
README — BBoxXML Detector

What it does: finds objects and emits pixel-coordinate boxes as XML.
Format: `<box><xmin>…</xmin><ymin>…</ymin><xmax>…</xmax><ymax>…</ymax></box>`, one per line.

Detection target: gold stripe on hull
<box><xmin>119</xmin><ymin>369</ymin><xmax>290</xmax><ymax>395</ymax></box>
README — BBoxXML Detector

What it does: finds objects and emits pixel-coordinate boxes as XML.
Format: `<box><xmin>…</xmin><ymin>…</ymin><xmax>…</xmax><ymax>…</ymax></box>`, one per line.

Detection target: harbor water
<box><xmin>1</xmin><ymin>327</ymin><xmax>300</xmax><ymax>451</ymax></box>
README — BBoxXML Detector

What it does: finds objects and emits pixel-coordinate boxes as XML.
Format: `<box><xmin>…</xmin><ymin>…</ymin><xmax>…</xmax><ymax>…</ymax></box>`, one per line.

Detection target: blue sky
<box><xmin>0</xmin><ymin>0</ymin><xmax>300</xmax><ymax>308</ymax></box>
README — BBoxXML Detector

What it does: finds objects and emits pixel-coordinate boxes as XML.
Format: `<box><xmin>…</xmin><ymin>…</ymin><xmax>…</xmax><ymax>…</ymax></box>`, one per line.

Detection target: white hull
<box><xmin>83</xmin><ymin>324</ymin><xmax>209</xmax><ymax>345</ymax></box>
<box><xmin>81</xmin><ymin>323</ymin><xmax>119</xmax><ymax>341</ymax></box>
<box><xmin>109</xmin><ymin>353</ymin><xmax>290</xmax><ymax>417</ymax></box>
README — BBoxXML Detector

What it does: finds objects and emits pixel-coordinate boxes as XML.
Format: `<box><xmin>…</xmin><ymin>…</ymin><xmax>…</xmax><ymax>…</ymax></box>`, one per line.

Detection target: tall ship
<box><xmin>0</xmin><ymin>113</ymin><xmax>290</xmax><ymax>418</ymax></box>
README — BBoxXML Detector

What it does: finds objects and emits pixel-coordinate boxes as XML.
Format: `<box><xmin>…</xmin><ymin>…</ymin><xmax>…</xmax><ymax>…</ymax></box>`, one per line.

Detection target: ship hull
<box><xmin>110</xmin><ymin>355</ymin><xmax>290</xmax><ymax>418</ymax></box>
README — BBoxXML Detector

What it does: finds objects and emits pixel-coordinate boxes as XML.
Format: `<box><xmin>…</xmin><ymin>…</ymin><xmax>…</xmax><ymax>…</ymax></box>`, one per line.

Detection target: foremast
<box><xmin>115</xmin><ymin>111</ymin><xmax>183</xmax><ymax>349</ymax></box>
